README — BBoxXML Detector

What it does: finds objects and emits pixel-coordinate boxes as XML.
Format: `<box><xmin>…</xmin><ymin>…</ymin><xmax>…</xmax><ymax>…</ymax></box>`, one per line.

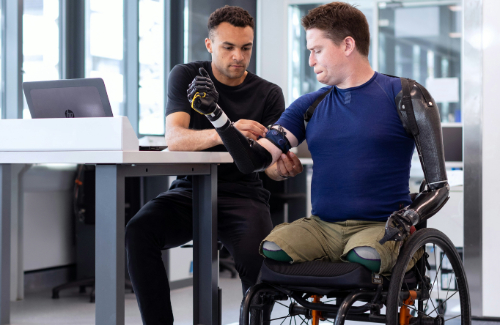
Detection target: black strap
<box><xmin>400</xmin><ymin>78</ymin><xmax>420</xmax><ymax>137</ymax></box>
<box><xmin>303</xmin><ymin>87</ymin><xmax>334</xmax><ymax>129</ymax></box>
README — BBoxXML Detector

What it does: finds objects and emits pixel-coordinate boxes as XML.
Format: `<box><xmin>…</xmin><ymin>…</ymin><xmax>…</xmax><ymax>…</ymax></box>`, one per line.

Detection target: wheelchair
<box><xmin>240</xmin><ymin>183</ymin><xmax>471</xmax><ymax>325</ymax></box>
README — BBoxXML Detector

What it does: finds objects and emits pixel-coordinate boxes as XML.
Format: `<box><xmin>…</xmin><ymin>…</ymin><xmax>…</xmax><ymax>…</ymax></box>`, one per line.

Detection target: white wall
<box><xmin>22</xmin><ymin>165</ymin><xmax>76</xmax><ymax>271</ymax></box>
<box><xmin>481</xmin><ymin>0</ymin><xmax>500</xmax><ymax>317</ymax></box>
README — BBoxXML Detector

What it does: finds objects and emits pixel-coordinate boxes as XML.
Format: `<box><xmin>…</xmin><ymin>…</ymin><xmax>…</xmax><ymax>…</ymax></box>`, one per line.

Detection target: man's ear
<box><xmin>205</xmin><ymin>38</ymin><xmax>213</xmax><ymax>54</ymax></box>
<box><xmin>344</xmin><ymin>36</ymin><xmax>356</xmax><ymax>57</ymax></box>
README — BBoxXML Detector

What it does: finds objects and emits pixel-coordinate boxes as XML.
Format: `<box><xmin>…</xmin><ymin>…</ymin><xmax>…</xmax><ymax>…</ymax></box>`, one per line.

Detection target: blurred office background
<box><xmin>0</xmin><ymin>0</ymin><xmax>499</xmax><ymax>324</ymax></box>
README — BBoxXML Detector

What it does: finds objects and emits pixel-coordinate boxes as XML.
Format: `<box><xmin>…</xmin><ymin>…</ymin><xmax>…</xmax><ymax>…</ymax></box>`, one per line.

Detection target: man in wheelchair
<box><xmin>187</xmin><ymin>2</ymin><xmax>469</xmax><ymax>324</ymax></box>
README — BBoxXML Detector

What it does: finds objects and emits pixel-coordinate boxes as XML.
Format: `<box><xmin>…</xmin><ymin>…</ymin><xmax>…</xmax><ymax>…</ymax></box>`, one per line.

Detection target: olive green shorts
<box><xmin>260</xmin><ymin>216</ymin><xmax>421</xmax><ymax>274</ymax></box>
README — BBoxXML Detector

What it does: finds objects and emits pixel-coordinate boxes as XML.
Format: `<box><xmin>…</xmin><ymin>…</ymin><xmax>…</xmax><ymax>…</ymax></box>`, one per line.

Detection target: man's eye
<box><xmin>224</xmin><ymin>47</ymin><xmax>233</xmax><ymax>50</ymax></box>
<box><xmin>243</xmin><ymin>47</ymin><xmax>251</xmax><ymax>51</ymax></box>
<box><xmin>315</xmin><ymin>50</ymin><xmax>321</xmax><ymax>54</ymax></box>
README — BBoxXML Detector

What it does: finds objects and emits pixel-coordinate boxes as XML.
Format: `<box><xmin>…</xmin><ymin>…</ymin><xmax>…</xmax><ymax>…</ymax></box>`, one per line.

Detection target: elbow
<box><xmin>164</xmin><ymin>133</ymin><xmax>181</xmax><ymax>151</ymax></box>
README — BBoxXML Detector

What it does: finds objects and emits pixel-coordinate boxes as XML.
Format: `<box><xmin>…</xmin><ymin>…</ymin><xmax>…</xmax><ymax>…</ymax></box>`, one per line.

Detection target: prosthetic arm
<box><xmin>380</xmin><ymin>79</ymin><xmax>450</xmax><ymax>244</ymax></box>
<box><xmin>187</xmin><ymin>68</ymin><xmax>290</xmax><ymax>174</ymax></box>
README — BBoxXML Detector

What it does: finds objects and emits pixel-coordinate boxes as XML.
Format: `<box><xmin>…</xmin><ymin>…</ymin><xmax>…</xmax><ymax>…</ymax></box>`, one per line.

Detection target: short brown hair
<box><xmin>301</xmin><ymin>2</ymin><xmax>370</xmax><ymax>57</ymax></box>
<box><xmin>208</xmin><ymin>6</ymin><xmax>255</xmax><ymax>38</ymax></box>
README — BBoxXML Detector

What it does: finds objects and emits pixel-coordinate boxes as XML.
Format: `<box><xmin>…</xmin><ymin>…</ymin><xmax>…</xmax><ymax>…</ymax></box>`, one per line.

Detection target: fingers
<box><xmin>277</xmin><ymin>151</ymin><xmax>303</xmax><ymax>178</ymax></box>
<box><xmin>199</xmin><ymin>67</ymin><xmax>210</xmax><ymax>78</ymax></box>
<box><xmin>288</xmin><ymin>152</ymin><xmax>304</xmax><ymax>174</ymax></box>
<box><xmin>240</xmin><ymin>130</ymin><xmax>258</xmax><ymax>141</ymax></box>
<box><xmin>234</xmin><ymin>119</ymin><xmax>268</xmax><ymax>137</ymax></box>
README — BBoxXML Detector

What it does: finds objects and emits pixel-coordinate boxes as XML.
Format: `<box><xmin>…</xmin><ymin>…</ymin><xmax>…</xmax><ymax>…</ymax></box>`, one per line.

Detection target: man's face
<box><xmin>306</xmin><ymin>28</ymin><xmax>347</xmax><ymax>86</ymax></box>
<box><xmin>206</xmin><ymin>22</ymin><xmax>254</xmax><ymax>79</ymax></box>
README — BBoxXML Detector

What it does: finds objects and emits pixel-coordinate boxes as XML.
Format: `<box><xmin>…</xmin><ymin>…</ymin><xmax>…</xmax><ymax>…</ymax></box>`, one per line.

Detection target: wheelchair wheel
<box><xmin>386</xmin><ymin>228</ymin><xmax>470</xmax><ymax>325</ymax></box>
<box><xmin>243</xmin><ymin>284</ymin><xmax>333</xmax><ymax>325</ymax></box>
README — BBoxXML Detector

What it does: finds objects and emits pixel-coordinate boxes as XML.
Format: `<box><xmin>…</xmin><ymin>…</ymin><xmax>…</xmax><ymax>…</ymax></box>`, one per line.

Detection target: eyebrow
<box><xmin>222</xmin><ymin>41</ymin><xmax>253</xmax><ymax>47</ymax></box>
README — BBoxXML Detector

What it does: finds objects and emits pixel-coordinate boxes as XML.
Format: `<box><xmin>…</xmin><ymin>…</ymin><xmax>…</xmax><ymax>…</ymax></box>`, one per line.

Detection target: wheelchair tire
<box><xmin>243</xmin><ymin>285</ymin><xmax>276</xmax><ymax>325</ymax></box>
<box><xmin>386</xmin><ymin>228</ymin><xmax>471</xmax><ymax>325</ymax></box>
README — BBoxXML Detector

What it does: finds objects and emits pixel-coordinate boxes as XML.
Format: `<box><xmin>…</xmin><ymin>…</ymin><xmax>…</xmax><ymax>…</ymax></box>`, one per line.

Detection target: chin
<box><xmin>226</xmin><ymin>69</ymin><xmax>246</xmax><ymax>79</ymax></box>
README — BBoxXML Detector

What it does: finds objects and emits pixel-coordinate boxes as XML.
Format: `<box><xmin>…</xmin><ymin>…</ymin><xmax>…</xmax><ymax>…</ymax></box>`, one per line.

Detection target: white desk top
<box><xmin>0</xmin><ymin>151</ymin><xmax>233</xmax><ymax>164</ymax></box>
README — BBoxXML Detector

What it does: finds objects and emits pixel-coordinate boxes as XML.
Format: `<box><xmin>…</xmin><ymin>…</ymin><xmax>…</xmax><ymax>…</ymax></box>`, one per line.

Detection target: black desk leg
<box><xmin>193</xmin><ymin>164</ymin><xmax>218</xmax><ymax>325</ymax></box>
<box><xmin>95</xmin><ymin>165</ymin><xmax>125</xmax><ymax>325</ymax></box>
<box><xmin>0</xmin><ymin>165</ymin><xmax>11</xmax><ymax>325</ymax></box>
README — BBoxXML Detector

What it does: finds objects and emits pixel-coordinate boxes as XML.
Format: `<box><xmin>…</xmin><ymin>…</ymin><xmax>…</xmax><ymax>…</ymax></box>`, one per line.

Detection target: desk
<box><xmin>0</xmin><ymin>151</ymin><xmax>232</xmax><ymax>325</ymax></box>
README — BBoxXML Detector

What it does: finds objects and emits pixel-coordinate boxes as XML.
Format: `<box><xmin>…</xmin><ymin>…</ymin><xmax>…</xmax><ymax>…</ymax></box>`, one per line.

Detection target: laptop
<box><xmin>22</xmin><ymin>78</ymin><xmax>167</xmax><ymax>151</ymax></box>
<box><xmin>23</xmin><ymin>78</ymin><xmax>114</xmax><ymax>119</ymax></box>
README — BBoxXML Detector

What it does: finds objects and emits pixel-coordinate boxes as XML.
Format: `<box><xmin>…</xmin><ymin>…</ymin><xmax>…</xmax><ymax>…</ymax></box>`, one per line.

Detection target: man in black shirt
<box><xmin>125</xmin><ymin>6</ymin><xmax>302</xmax><ymax>324</ymax></box>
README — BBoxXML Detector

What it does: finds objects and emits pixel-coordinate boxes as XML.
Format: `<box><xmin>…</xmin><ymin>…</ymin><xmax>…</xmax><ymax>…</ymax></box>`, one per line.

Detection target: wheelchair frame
<box><xmin>240</xmin><ymin>226</ymin><xmax>470</xmax><ymax>325</ymax></box>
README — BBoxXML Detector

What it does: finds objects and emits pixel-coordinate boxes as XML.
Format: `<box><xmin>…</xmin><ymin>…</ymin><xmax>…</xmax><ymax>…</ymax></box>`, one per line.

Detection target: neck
<box><xmin>336</xmin><ymin>59</ymin><xmax>375</xmax><ymax>89</ymax></box>
<box><xmin>211</xmin><ymin>62</ymin><xmax>248</xmax><ymax>86</ymax></box>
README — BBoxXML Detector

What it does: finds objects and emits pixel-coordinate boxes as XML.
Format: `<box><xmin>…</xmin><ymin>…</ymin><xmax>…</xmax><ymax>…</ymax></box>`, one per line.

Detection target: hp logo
<box><xmin>65</xmin><ymin>110</ymin><xmax>75</xmax><ymax>118</ymax></box>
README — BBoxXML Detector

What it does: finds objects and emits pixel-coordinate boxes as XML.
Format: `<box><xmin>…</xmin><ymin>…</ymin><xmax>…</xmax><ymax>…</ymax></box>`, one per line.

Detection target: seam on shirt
<box><xmin>374</xmin><ymin>79</ymin><xmax>396</xmax><ymax>109</ymax></box>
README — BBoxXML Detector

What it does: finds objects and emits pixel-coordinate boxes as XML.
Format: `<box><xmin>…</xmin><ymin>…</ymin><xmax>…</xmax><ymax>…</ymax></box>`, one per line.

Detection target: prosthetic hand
<box><xmin>187</xmin><ymin>68</ymin><xmax>278</xmax><ymax>174</ymax></box>
<box><xmin>379</xmin><ymin>208</ymin><xmax>418</xmax><ymax>245</ymax></box>
<box><xmin>187</xmin><ymin>68</ymin><xmax>219</xmax><ymax>115</ymax></box>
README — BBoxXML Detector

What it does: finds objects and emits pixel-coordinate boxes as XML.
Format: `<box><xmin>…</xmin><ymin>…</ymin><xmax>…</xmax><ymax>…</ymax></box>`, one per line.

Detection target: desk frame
<box><xmin>0</xmin><ymin>162</ymin><xmax>219</xmax><ymax>325</ymax></box>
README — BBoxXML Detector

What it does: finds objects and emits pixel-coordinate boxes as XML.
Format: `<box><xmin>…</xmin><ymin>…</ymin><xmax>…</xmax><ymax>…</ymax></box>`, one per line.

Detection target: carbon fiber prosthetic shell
<box><xmin>208</xmin><ymin>105</ymin><xmax>273</xmax><ymax>174</ymax></box>
<box><xmin>395</xmin><ymin>80</ymin><xmax>450</xmax><ymax>223</ymax></box>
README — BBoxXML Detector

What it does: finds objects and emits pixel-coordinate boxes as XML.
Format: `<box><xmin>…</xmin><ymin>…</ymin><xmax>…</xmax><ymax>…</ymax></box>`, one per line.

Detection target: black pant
<box><xmin>125</xmin><ymin>190</ymin><xmax>272</xmax><ymax>325</ymax></box>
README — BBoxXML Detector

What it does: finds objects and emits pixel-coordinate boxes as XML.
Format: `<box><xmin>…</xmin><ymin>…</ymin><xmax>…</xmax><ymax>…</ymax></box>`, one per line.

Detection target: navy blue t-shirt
<box><xmin>277</xmin><ymin>72</ymin><xmax>415</xmax><ymax>222</ymax></box>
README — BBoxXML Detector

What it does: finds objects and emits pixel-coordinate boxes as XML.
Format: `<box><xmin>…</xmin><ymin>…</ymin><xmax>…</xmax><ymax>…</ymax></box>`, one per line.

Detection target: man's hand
<box><xmin>187</xmin><ymin>68</ymin><xmax>219</xmax><ymax>115</ymax></box>
<box><xmin>265</xmin><ymin>151</ymin><xmax>303</xmax><ymax>181</ymax></box>
<box><xmin>232</xmin><ymin>119</ymin><xmax>268</xmax><ymax>142</ymax></box>
<box><xmin>379</xmin><ymin>208</ymin><xmax>418</xmax><ymax>245</ymax></box>
<box><xmin>277</xmin><ymin>152</ymin><xmax>303</xmax><ymax>178</ymax></box>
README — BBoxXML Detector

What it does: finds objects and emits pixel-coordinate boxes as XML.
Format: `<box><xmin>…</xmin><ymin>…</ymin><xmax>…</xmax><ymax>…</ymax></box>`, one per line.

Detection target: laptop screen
<box><xmin>23</xmin><ymin>78</ymin><xmax>114</xmax><ymax>119</ymax></box>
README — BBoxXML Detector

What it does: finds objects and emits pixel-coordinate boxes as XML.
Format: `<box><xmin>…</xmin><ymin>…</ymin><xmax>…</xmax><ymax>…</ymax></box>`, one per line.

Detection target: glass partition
<box><xmin>378</xmin><ymin>2</ymin><xmax>462</xmax><ymax>123</ymax></box>
<box><xmin>288</xmin><ymin>0</ymin><xmax>461</xmax><ymax>124</ymax></box>
<box><xmin>138</xmin><ymin>0</ymin><xmax>165</xmax><ymax>135</ymax></box>
<box><xmin>23</xmin><ymin>0</ymin><xmax>61</xmax><ymax>119</ymax></box>
<box><xmin>85</xmin><ymin>0</ymin><xmax>124</xmax><ymax>117</ymax></box>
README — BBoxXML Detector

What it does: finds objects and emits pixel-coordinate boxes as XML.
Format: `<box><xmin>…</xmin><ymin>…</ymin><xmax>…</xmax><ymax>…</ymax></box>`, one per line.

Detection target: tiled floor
<box><xmin>9</xmin><ymin>272</ymin><xmax>477</xmax><ymax>325</ymax></box>
<box><xmin>11</xmin><ymin>273</ymin><xmax>243</xmax><ymax>325</ymax></box>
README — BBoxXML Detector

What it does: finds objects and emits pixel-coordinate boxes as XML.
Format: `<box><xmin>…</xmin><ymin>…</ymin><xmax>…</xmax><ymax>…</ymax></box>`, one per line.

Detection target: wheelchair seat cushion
<box><xmin>260</xmin><ymin>259</ymin><xmax>382</xmax><ymax>290</ymax></box>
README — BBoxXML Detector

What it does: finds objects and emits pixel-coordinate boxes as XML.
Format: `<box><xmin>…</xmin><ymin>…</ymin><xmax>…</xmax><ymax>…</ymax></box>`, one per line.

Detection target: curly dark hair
<box><xmin>302</xmin><ymin>2</ymin><xmax>370</xmax><ymax>57</ymax></box>
<box><xmin>208</xmin><ymin>5</ymin><xmax>255</xmax><ymax>38</ymax></box>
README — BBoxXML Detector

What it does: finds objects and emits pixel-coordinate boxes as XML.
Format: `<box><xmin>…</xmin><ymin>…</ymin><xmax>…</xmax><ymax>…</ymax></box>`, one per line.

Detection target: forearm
<box><xmin>165</xmin><ymin>126</ymin><xmax>222</xmax><ymax>151</ymax></box>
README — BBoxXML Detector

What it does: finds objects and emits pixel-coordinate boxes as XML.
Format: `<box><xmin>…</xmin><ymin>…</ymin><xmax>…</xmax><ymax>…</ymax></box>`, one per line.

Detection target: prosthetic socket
<box><xmin>187</xmin><ymin>68</ymin><xmax>289</xmax><ymax>174</ymax></box>
<box><xmin>379</xmin><ymin>79</ymin><xmax>450</xmax><ymax>244</ymax></box>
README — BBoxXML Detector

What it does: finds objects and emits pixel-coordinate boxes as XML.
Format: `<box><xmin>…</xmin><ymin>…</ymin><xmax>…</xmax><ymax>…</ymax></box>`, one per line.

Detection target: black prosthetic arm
<box><xmin>187</xmin><ymin>68</ymin><xmax>273</xmax><ymax>174</ymax></box>
<box><xmin>380</xmin><ymin>79</ymin><xmax>450</xmax><ymax>244</ymax></box>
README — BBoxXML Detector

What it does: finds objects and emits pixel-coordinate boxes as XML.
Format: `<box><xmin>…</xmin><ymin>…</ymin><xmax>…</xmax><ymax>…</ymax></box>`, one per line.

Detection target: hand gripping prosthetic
<box><xmin>379</xmin><ymin>78</ymin><xmax>450</xmax><ymax>244</ymax></box>
<box><xmin>187</xmin><ymin>68</ymin><xmax>290</xmax><ymax>174</ymax></box>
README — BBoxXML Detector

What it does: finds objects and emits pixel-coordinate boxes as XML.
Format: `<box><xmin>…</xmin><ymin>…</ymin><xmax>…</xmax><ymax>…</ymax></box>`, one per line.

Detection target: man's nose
<box><xmin>233</xmin><ymin>49</ymin><xmax>244</xmax><ymax>61</ymax></box>
<box><xmin>309</xmin><ymin>53</ymin><xmax>315</xmax><ymax>67</ymax></box>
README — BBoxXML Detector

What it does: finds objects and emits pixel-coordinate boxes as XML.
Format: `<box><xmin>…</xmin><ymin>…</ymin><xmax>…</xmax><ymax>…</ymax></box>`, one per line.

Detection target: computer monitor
<box><xmin>23</xmin><ymin>78</ymin><xmax>113</xmax><ymax>118</ymax></box>
<box><xmin>441</xmin><ymin>125</ymin><xmax>463</xmax><ymax>163</ymax></box>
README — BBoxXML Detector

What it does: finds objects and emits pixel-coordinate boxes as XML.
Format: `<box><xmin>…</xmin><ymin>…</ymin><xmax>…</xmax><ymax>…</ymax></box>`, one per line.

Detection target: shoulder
<box><xmin>170</xmin><ymin>61</ymin><xmax>208</xmax><ymax>80</ymax></box>
<box><xmin>246</xmin><ymin>71</ymin><xmax>283</xmax><ymax>94</ymax></box>
<box><xmin>290</xmin><ymin>86</ymin><xmax>332</xmax><ymax>110</ymax></box>
<box><xmin>374</xmin><ymin>72</ymin><xmax>402</xmax><ymax>99</ymax></box>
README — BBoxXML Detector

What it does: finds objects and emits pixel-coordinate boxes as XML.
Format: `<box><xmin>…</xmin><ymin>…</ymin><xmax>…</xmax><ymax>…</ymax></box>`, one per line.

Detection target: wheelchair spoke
<box><xmin>445</xmin><ymin>314</ymin><xmax>461</xmax><ymax>322</ymax></box>
<box><xmin>425</xmin><ymin>246</ymin><xmax>445</xmax><ymax>313</ymax></box>
<box><xmin>443</xmin><ymin>270</ymin><xmax>455</xmax><ymax>304</ymax></box>
<box><xmin>276</xmin><ymin>301</ymin><xmax>289</xmax><ymax>308</ymax></box>
<box><xmin>428</xmin><ymin>291</ymin><xmax>458</xmax><ymax>316</ymax></box>
<box><xmin>273</xmin><ymin>315</ymin><xmax>291</xmax><ymax>324</ymax></box>
<box><xmin>403</xmin><ymin>303</ymin><xmax>429</xmax><ymax>317</ymax></box>
<box><xmin>298</xmin><ymin>315</ymin><xmax>308</xmax><ymax>325</ymax></box>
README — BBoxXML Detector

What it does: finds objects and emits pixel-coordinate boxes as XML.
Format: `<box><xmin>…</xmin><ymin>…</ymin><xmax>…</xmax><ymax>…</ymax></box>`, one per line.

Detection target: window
<box><xmin>138</xmin><ymin>0</ymin><xmax>164</xmax><ymax>135</ymax></box>
<box><xmin>22</xmin><ymin>0</ymin><xmax>61</xmax><ymax>119</ymax></box>
<box><xmin>85</xmin><ymin>0</ymin><xmax>124</xmax><ymax>117</ymax></box>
